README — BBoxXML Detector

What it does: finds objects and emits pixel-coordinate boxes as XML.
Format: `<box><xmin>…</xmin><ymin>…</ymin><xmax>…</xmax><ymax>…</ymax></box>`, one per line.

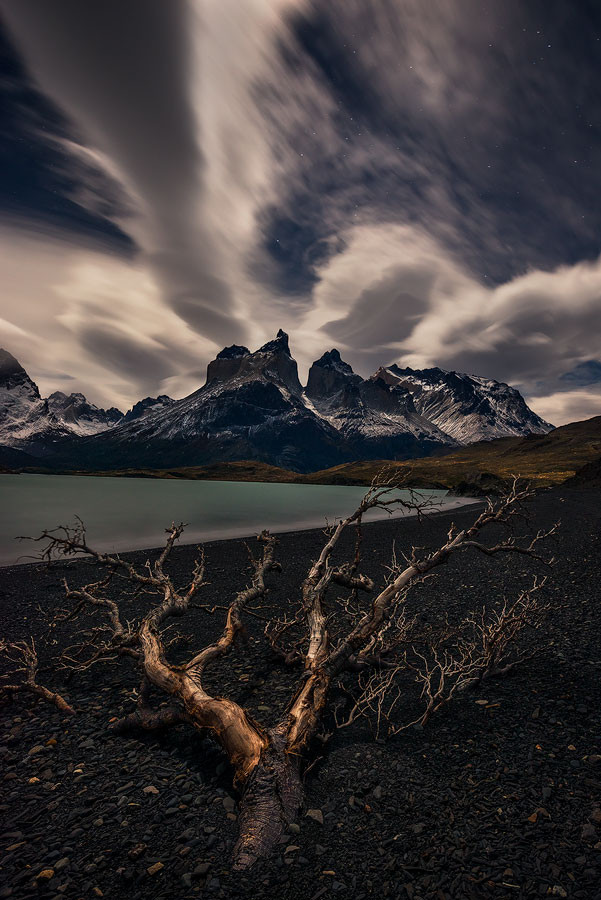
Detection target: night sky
<box><xmin>1</xmin><ymin>0</ymin><xmax>601</xmax><ymax>424</ymax></box>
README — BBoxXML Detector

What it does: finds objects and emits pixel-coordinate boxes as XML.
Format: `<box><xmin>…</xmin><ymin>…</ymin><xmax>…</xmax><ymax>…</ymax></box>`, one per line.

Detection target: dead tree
<box><xmin>7</xmin><ymin>478</ymin><xmax>556</xmax><ymax>869</ymax></box>
<box><xmin>0</xmin><ymin>637</ymin><xmax>75</xmax><ymax>715</ymax></box>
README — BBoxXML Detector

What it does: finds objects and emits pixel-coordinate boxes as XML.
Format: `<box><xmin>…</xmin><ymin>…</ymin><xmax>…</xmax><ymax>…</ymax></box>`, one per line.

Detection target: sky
<box><xmin>0</xmin><ymin>0</ymin><xmax>601</xmax><ymax>425</ymax></box>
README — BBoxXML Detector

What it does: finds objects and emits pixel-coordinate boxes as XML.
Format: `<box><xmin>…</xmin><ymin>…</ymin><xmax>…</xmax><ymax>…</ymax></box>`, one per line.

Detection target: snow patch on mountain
<box><xmin>380</xmin><ymin>365</ymin><xmax>552</xmax><ymax>443</ymax></box>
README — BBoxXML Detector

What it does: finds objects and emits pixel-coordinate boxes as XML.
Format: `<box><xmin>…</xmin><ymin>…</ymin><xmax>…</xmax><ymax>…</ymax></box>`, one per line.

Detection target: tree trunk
<box><xmin>232</xmin><ymin>728</ymin><xmax>303</xmax><ymax>870</ymax></box>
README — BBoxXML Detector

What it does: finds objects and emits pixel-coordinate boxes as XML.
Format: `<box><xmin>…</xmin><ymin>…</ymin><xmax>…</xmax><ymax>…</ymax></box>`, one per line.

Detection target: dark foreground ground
<box><xmin>0</xmin><ymin>486</ymin><xmax>600</xmax><ymax>900</ymax></box>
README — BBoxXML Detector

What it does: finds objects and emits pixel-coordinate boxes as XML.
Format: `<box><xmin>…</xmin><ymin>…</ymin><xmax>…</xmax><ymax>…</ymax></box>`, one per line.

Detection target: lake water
<box><xmin>0</xmin><ymin>474</ymin><xmax>476</xmax><ymax>567</ymax></box>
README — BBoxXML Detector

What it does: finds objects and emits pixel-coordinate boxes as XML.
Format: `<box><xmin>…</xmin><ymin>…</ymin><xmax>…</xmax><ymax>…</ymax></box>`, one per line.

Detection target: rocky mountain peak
<box><xmin>258</xmin><ymin>328</ymin><xmax>291</xmax><ymax>356</ymax></box>
<box><xmin>207</xmin><ymin>331</ymin><xmax>301</xmax><ymax>395</ymax></box>
<box><xmin>0</xmin><ymin>348</ymin><xmax>40</xmax><ymax>398</ymax></box>
<box><xmin>216</xmin><ymin>344</ymin><xmax>250</xmax><ymax>361</ymax></box>
<box><xmin>122</xmin><ymin>395</ymin><xmax>175</xmax><ymax>424</ymax></box>
<box><xmin>306</xmin><ymin>349</ymin><xmax>361</xmax><ymax>400</ymax></box>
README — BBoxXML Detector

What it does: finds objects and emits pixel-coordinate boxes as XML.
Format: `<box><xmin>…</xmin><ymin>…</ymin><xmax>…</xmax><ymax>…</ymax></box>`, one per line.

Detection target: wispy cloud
<box><xmin>0</xmin><ymin>0</ymin><xmax>600</xmax><ymax>424</ymax></box>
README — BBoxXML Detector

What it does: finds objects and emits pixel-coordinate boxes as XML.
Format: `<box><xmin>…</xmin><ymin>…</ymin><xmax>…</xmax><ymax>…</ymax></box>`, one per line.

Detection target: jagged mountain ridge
<box><xmin>47</xmin><ymin>391</ymin><xmax>123</xmax><ymax>436</ymax></box>
<box><xmin>0</xmin><ymin>348</ymin><xmax>174</xmax><ymax>450</ymax></box>
<box><xmin>378</xmin><ymin>364</ymin><xmax>552</xmax><ymax>443</ymax></box>
<box><xmin>304</xmin><ymin>349</ymin><xmax>455</xmax><ymax>457</ymax></box>
<box><xmin>0</xmin><ymin>334</ymin><xmax>552</xmax><ymax>473</ymax></box>
<box><xmin>122</xmin><ymin>395</ymin><xmax>175</xmax><ymax>424</ymax></box>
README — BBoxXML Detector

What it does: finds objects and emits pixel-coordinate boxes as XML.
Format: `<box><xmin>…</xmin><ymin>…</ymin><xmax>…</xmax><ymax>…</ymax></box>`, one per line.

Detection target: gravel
<box><xmin>0</xmin><ymin>484</ymin><xmax>600</xmax><ymax>899</ymax></box>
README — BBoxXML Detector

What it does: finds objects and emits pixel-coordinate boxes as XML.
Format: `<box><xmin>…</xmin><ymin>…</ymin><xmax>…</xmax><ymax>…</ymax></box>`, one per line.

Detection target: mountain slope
<box><xmin>0</xmin><ymin>348</ymin><xmax>55</xmax><ymax>446</ymax></box>
<box><xmin>122</xmin><ymin>395</ymin><xmax>175</xmax><ymax>424</ymax></box>
<box><xmin>304</xmin><ymin>349</ymin><xmax>457</xmax><ymax>458</ymax></box>
<box><xmin>0</xmin><ymin>348</ymin><xmax>124</xmax><ymax>452</ymax></box>
<box><xmin>47</xmin><ymin>391</ymin><xmax>123</xmax><ymax>436</ymax></box>
<box><xmin>378</xmin><ymin>365</ymin><xmax>552</xmax><ymax>443</ymax></box>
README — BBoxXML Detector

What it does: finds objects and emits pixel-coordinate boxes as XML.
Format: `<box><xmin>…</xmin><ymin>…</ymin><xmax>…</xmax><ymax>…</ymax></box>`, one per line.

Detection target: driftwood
<box><xmin>1</xmin><ymin>476</ymin><xmax>558</xmax><ymax>869</ymax></box>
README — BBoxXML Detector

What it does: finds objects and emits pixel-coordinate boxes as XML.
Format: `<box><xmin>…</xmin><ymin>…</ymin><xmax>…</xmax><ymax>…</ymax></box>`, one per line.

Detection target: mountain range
<box><xmin>0</xmin><ymin>332</ymin><xmax>552</xmax><ymax>473</ymax></box>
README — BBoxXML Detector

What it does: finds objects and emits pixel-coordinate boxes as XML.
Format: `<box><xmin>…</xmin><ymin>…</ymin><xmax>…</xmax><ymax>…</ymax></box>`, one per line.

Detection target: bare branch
<box><xmin>0</xmin><ymin>637</ymin><xmax>75</xmax><ymax>715</ymax></box>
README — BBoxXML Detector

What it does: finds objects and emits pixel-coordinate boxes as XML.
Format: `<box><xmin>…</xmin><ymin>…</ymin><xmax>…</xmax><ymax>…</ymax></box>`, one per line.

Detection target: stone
<box><xmin>143</xmin><ymin>785</ymin><xmax>159</xmax><ymax>795</ymax></box>
<box><xmin>582</xmin><ymin>823</ymin><xmax>597</xmax><ymax>842</ymax></box>
<box><xmin>306</xmin><ymin>809</ymin><xmax>324</xmax><ymax>825</ymax></box>
<box><xmin>127</xmin><ymin>843</ymin><xmax>147</xmax><ymax>860</ymax></box>
<box><xmin>147</xmin><ymin>861</ymin><xmax>164</xmax><ymax>875</ymax></box>
<box><xmin>36</xmin><ymin>869</ymin><xmax>54</xmax><ymax>881</ymax></box>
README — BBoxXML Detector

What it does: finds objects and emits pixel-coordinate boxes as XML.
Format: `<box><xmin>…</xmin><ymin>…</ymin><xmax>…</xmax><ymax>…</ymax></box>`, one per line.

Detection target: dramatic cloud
<box><xmin>0</xmin><ymin>0</ymin><xmax>600</xmax><ymax>423</ymax></box>
<box><xmin>0</xmin><ymin>227</ymin><xmax>213</xmax><ymax>410</ymax></box>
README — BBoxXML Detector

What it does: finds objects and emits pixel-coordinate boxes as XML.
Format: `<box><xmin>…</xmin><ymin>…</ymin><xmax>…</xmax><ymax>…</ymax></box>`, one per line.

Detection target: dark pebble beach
<box><xmin>1</xmin><ymin>485</ymin><xmax>600</xmax><ymax>900</ymax></box>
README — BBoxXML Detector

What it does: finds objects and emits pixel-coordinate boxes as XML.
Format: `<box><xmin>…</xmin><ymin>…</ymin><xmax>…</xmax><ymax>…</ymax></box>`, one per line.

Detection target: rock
<box><xmin>306</xmin><ymin>809</ymin><xmax>324</xmax><ymax>824</ymax></box>
<box><xmin>288</xmin><ymin>823</ymin><xmax>300</xmax><ymax>834</ymax></box>
<box><xmin>550</xmin><ymin>887</ymin><xmax>567</xmax><ymax>898</ymax></box>
<box><xmin>222</xmin><ymin>796</ymin><xmax>236</xmax><ymax>812</ymax></box>
<box><xmin>589</xmin><ymin>808</ymin><xmax>601</xmax><ymax>825</ymax></box>
<box><xmin>193</xmin><ymin>862</ymin><xmax>211</xmax><ymax>876</ymax></box>
<box><xmin>372</xmin><ymin>785</ymin><xmax>382</xmax><ymax>800</ymax></box>
<box><xmin>147</xmin><ymin>861</ymin><xmax>164</xmax><ymax>875</ymax></box>
<box><xmin>54</xmin><ymin>857</ymin><xmax>70</xmax><ymax>871</ymax></box>
<box><xmin>181</xmin><ymin>873</ymin><xmax>192</xmax><ymax>888</ymax></box>
<box><xmin>581</xmin><ymin>823</ymin><xmax>597</xmax><ymax>842</ymax></box>
<box><xmin>127</xmin><ymin>843</ymin><xmax>147</xmax><ymax>860</ymax></box>
<box><xmin>28</xmin><ymin>745</ymin><xmax>45</xmax><ymax>756</ymax></box>
<box><xmin>36</xmin><ymin>869</ymin><xmax>54</xmax><ymax>881</ymax></box>
<box><xmin>143</xmin><ymin>785</ymin><xmax>159</xmax><ymax>795</ymax></box>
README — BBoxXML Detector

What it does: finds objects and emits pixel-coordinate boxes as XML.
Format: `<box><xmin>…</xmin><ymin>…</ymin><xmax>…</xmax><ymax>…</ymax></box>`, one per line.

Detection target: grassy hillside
<box><xmin>303</xmin><ymin>415</ymin><xmax>601</xmax><ymax>488</ymax></box>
